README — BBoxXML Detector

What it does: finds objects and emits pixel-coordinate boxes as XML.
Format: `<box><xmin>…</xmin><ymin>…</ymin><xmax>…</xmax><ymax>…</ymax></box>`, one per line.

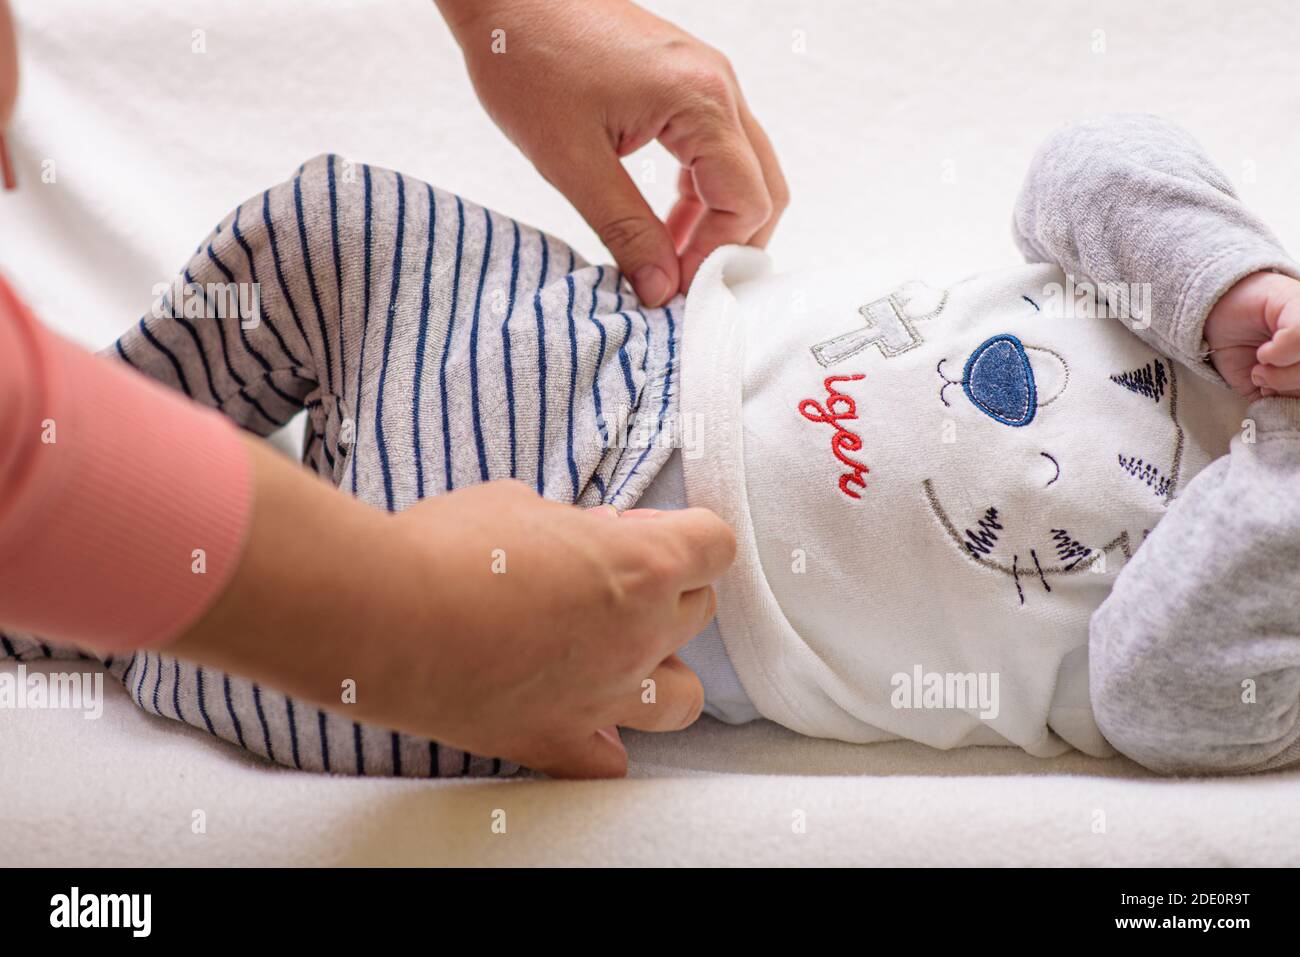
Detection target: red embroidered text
<box><xmin>798</xmin><ymin>374</ymin><xmax>870</xmax><ymax>499</ymax></box>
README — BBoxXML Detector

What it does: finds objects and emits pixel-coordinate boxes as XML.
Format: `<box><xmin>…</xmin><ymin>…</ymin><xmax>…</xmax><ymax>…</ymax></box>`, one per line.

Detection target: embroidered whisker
<box><xmin>1030</xmin><ymin>548</ymin><xmax>1050</xmax><ymax>592</ymax></box>
<box><xmin>963</xmin><ymin>506</ymin><xmax>1003</xmax><ymax>558</ymax></box>
<box><xmin>1117</xmin><ymin>453</ymin><xmax>1172</xmax><ymax>498</ymax></box>
<box><xmin>1049</xmin><ymin>527</ymin><xmax>1092</xmax><ymax>570</ymax></box>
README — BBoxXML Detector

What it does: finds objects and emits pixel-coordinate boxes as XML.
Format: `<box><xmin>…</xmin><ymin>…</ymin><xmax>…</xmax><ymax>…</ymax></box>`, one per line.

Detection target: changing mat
<box><xmin>3</xmin><ymin>0</ymin><xmax>1300</xmax><ymax>866</ymax></box>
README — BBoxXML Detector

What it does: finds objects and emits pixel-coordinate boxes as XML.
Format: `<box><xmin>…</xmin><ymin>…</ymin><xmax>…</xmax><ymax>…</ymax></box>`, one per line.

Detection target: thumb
<box><xmin>543</xmin><ymin>142</ymin><xmax>679</xmax><ymax>308</ymax></box>
<box><xmin>532</xmin><ymin>726</ymin><xmax>629</xmax><ymax>780</ymax></box>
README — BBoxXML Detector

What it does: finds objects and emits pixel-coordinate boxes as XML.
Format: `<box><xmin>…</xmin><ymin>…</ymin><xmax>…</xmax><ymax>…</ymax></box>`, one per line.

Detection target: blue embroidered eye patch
<box><xmin>961</xmin><ymin>334</ymin><xmax>1037</xmax><ymax>427</ymax></box>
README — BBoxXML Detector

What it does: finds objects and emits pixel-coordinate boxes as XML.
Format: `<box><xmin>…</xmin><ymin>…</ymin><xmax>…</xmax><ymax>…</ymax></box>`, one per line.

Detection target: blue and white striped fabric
<box><xmin>1</xmin><ymin>155</ymin><xmax>684</xmax><ymax>777</ymax></box>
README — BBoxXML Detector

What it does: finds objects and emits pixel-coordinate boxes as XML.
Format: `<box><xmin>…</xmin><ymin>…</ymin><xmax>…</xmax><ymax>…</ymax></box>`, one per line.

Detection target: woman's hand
<box><xmin>1204</xmin><ymin>271</ymin><xmax>1300</xmax><ymax>399</ymax></box>
<box><xmin>436</xmin><ymin>0</ymin><xmax>788</xmax><ymax>306</ymax></box>
<box><xmin>381</xmin><ymin>482</ymin><xmax>731</xmax><ymax>777</ymax></box>
<box><xmin>172</xmin><ymin>436</ymin><xmax>734</xmax><ymax>778</ymax></box>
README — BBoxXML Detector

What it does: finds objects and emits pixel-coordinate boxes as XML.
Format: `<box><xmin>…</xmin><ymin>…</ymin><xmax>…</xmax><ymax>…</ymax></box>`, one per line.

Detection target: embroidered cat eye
<box><xmin>961</xmin><ymin>334</ymin><xmax>1038</xmax><ymax>427</ymax></box>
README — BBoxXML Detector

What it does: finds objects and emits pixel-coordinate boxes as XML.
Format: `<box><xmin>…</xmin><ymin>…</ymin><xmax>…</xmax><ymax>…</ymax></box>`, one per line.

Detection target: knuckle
<box><xmin>748</xmin><ymin>192</ymin><xmax>775</xmax><ymax>228</ymax></box>
<box><xmin>678</xmin><ymin>63</ymin><xmax>734</xmax><ymax>111</ymax></box>
<box><xmin>619</xmin><ymin>550</ymin><xmax>677</xmax><ymax>604</ymax></box>
<box><xmin>715</xmin><ymin>52</ymin><xmax>739</xmax><ymax>84</ymax></box>
<box><xmin>596</xmin><ymin>567</ymin><xmax>631</xmax><ymax>618</ymax></box>
<box><xmin>596</xmin><ymin>214</ymin><xmax>658</xmax><ymax>254</ymax></box>
<box><xmin>770</xmin><ymin>180</ymin><xmax>792</xmax><ymax>213</ymax></box>
<box><xmin>641</xmin><ymin>549</ymin><xmax>679</xmax><ymax>588</ymax></box>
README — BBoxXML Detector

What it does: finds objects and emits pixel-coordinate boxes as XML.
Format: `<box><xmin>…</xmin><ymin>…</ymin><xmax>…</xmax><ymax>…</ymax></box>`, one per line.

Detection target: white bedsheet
<box><xmin>3</xmin><ymin>0</ymin><xmax>1299</xmax><ymax>866</ymax></box>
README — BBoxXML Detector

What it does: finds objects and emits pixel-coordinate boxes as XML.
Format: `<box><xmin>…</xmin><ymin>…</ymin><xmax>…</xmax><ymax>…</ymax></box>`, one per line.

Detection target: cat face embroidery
<box><xmin>811</xmin><ymin>282</ymin><xmax>1186</xmax><ymax>606</ymax></box>
<box><xmin>924</xmin><ymin>332</ymin><xmax>1183</xmax><ymax>604</ymax></box>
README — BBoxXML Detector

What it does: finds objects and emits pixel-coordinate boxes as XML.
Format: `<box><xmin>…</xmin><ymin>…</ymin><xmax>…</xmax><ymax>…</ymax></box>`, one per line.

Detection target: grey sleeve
<box><xmin>1012</xmin><ymin>113</ymin><xmax>1300</xmax><ymax>386</ymax></box>
<box><xmin>1016</xmin><ymin>114</ymin><xmax>1300</xmax><ymax>774</ymax></box>
<box><xmin>1089</xmin><ymin>399</ymin><xmax>1300</xmax><ymax>775</ymax></box>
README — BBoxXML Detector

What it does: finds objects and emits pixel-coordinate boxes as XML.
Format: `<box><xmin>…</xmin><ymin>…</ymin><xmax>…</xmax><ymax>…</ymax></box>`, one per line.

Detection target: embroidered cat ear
<box><xmin>891</xmin><ymin>280</ymin><xmax>947</xmax><ymax>320</ymax></box>
<box><xmin>1110</xmin><ymin>360</ymin><xmax>1168</xmax><ymax>401</ymax></box>
<box><xmin>811</xmin><ymin>280</ymin><xmax>947</xmax><ymax>367</ymax></box>
<box><xmin>1108</xmin><ymin>358</ymin><xmax>1183</xmax><ymax>503</ymax></box>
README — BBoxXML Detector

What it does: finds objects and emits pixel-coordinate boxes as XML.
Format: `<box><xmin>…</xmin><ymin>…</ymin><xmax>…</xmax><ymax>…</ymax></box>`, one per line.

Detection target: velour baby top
<box><xmin>680</xmin><ymin>246</ymin><xmax>1246</xmax><ymax>757</ymax></box>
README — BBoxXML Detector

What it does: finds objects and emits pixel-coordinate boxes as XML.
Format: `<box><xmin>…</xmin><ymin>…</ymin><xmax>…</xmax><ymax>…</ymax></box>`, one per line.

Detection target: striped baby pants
<box><xmin>2</xmin><ymin>155</ymin><xmax>683</xmax><ymax>777</ymax></box>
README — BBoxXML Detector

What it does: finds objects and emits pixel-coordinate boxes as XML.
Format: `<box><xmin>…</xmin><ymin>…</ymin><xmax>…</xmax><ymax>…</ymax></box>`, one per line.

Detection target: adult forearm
<box><xmin>166</xmin><ymin>433</ymin><xmax>456</xmax><ymax>739</ymax></box>
<box><xmin>0</xmin><ymin>275</ymin><xmax>252</xmax><ymax>650</ymax></box>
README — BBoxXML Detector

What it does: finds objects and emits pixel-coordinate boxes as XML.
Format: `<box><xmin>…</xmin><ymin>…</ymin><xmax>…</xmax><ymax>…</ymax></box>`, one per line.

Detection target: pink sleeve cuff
<box><xmin>0</xmin><ymin>274</ymin><xmax>253</xmax><ymax>651</ymax></box>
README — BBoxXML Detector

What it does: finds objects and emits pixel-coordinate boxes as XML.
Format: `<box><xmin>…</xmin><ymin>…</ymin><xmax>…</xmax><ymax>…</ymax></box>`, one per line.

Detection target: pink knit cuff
<box><xmin>0</xmin><ymin>275</ymin><xmax>253</xmax><ymax>651</ymax></box>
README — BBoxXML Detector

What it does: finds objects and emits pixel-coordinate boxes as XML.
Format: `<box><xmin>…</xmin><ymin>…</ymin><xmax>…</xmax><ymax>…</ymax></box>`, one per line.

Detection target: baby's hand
<box><xmin>1204</xmin><ymin>271</ymin><xmax>1300</xmax><ymax>399</ymax></box>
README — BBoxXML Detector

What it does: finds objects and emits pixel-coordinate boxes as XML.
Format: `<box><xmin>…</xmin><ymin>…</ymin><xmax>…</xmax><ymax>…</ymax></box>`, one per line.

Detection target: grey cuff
<box><xmin>1246</xmin><ymin>396</ymin><xmax>1300</xmax><ymax>435</ymax></box>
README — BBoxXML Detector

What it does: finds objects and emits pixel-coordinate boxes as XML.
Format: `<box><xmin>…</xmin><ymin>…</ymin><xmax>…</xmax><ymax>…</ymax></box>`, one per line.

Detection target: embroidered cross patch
<box><xmin>811</xmin><ymin>280</ymin><xmax>948</xmax><ymax>367</ymax></box>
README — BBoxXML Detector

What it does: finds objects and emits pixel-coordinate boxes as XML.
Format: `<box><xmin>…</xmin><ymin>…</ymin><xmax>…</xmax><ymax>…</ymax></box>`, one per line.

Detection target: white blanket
<box><xmin>7</xmin><ymin>661</ymin><xmax>1300</xmax><ymax>866</ymax></box>
<box><xmin>3</xmin><ymin>0</ymin><xmax>1299</xmax><ymax>866</ymax></box>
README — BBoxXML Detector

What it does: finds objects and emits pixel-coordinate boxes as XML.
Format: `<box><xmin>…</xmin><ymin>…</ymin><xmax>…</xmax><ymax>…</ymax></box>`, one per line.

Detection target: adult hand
<box><xmin>173</xmin><ymin>438</ymin><xmax>735</xmax><ymax>778</ymax></box>
<box><xmin>436</xmin><ymin>0</ymin><xmax>789</xmax><ymax>306</ymax></box>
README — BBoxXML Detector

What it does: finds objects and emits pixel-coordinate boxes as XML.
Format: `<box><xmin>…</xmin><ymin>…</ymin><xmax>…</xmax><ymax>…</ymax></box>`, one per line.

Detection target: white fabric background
<box><xmin>2</xmin><ymin>0</ymin><xmax>1299</xmax><ymax>866</ymax></box>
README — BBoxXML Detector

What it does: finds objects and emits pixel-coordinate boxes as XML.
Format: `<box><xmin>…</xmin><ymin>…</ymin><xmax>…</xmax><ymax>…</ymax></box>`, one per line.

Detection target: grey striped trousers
<box><xmin>2</xmin><ymin>155</ymin><xmax>683</xmax><ymax>777</ymax></box>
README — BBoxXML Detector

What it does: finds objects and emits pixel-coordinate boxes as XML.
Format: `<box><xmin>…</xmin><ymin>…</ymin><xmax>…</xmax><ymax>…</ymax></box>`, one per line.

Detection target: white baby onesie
<box><xmin>679</xmin><ymin>247</ymin><xmax>1247</xmax><ymax>757</ymax></box>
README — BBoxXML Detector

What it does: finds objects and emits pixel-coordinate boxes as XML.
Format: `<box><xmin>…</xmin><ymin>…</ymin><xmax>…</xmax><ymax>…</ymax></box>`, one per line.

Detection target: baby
<box><xmin>5</xmin><ymin>113</ymin><xmax>1299</xmax><ymax>776</ymax></box>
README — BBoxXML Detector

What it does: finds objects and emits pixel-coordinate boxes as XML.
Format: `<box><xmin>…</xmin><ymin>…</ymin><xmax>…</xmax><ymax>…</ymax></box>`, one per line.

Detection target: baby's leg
<box><xmin>102</xmin><ymin>156</ymin><xmax>520</xmax><ymax>775</ymax></box>
<box><xmin>1090</xmin><ymin>400</ymin><xmax>1300</xmax><ymax>774</ymax></box>
<box><xmin>95</xmin><ymin>155</ymin><xmax>682</xmax><ymax>776</ymax></box>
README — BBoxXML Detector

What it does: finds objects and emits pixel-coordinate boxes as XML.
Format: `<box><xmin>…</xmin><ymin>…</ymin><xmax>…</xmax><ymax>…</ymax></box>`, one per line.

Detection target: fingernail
<box><xmin>633</xmin><ymin>264</ymin><xmax>672</xmax><ymax>308</ymax></box>
<box><xmin>597</xmin><ymin>725</ymin><xmax>622</xmax><ymax>747</ymax></box>
<box><xmin>587</xmin><ymin>504</ymin><xmax>620</xmax><ymax>519</ymax></box>
<box><xmin>1252</xmin><ymin>368</ymin><xmax>1266</xmax><ymax>387</ymax></box>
